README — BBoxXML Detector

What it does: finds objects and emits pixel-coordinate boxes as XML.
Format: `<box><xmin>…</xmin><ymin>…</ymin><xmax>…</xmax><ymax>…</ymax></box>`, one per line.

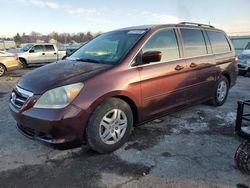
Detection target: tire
<box><xmin>19</xmin><ymin>58</ymin><xmax>28</xmax><ymax>68</ymax></box>
<box><xmin>86</xmin><ymin>98</ymin><xmax>133</xmax><ymax>153</ymax></box>
<box><xmin>210</xmin><ymin>75</ymin><xmax>229</xmax><ymax>106</ymax></box>
<box><xmin>0</xmin><ymin>64</ymin><xmax>6</xmax><ymax>77</ymax></box>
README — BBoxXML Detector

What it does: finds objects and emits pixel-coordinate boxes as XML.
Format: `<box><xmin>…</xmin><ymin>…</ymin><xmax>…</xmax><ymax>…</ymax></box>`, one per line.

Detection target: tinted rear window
<box><xmin>207</xmin><ymin>31</ymin><xmax>231</xmax><ymax>53</ymax></box>
<box><xmin>181</xmin><ymin>28</ymin><xmax>207</xmax><ymax>57</ymax></box>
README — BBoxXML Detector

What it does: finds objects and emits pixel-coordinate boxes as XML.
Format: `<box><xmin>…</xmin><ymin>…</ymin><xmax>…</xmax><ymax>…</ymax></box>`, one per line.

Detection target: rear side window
<box><xmin>181</xmin><ymin>28</ymin><xmax>207</xmax><ymax>57</ymax></box>
<box><xmin>207</xmin><ymin>31</ymin><xmax>231</xmax><ymax>53</ymax></box>
<box><xmin>143</xmin><ymin>28</ymin><xmax>180</xmax><ymax>62</ymax></box>
<box><xmin>45</xmin><ymin>45</ymin><xmax>55</xmax><ymax>51</ymax></box>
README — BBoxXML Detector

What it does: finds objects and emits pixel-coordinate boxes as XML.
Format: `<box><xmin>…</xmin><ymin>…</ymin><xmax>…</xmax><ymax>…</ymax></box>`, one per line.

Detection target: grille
<box><xmin>10</xmin><ymin>86</ymin><xmax>33</xmax><ymax>109</ymax></box>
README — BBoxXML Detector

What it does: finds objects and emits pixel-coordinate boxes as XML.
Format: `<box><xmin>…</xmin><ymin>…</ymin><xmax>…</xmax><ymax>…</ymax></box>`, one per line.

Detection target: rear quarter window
<box><xmin>207</xmin><ymin>31</ymin><xmax>231</xmax><ymax>53</ymax></box>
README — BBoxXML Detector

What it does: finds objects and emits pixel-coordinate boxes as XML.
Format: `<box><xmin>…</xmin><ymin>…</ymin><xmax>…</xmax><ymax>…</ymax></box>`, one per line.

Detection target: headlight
<box><xmin>34</xmin><ymin>83</ymin><xmax>84</xmax><ymax>109</ymax></box>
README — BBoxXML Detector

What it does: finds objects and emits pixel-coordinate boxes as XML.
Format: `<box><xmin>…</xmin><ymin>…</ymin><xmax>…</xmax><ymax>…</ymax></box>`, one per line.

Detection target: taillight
<box><xmin>16</xmin><ymin>56</ymin><xmax>19</xmax><ymax>61</ymax></box>
<box><xmin>234</xmin><ymin>56</ymin><xmax>238</xmax><ymax>65</ymax></box>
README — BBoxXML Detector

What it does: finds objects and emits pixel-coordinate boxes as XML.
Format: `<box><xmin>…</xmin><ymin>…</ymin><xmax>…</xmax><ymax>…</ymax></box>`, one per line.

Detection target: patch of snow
<box><xmin>215</xmin><ymin>114</ymin><xmax>223</xmax><ymax>119</ymax></box>
<box><xmin>170</xmin><ymin>122</ymin><xmax>209</xmax><ymax>134</ymax></box>
<box><xmin>224</xmin><ymin>112</ymin><xmax>236</xmax><ymax>124</ymax></box>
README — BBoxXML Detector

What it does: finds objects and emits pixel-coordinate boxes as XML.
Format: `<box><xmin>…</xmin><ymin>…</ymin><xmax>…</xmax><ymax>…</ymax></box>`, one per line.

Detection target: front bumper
<box><xmin>9</xmin><ymin>101</ymin><xmax>89</xmax><ymax>145</ymax></box>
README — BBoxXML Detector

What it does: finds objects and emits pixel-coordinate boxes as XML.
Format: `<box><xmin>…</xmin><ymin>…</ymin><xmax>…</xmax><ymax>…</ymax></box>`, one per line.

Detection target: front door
<box><xmin>135</xmin><ymin>28</ymin><xmax>191</xmax><ymax>119</ymax></box>
<box><xmin>28</xmin><ymin>45</ymin><xmax>46</xmax><ymax>64</ymax></box>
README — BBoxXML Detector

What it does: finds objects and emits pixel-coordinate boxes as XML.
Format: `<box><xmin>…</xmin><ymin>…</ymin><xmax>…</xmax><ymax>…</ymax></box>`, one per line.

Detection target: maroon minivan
<box><xmin>9</xmin><ymin>22</ymin><xmax>238</xmax><ymax>153</ymax></box>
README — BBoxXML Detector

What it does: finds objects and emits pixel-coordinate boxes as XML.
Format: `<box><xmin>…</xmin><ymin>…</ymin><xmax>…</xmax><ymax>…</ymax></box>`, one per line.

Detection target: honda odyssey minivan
<box><xmin>9</xmin><ymin>22</ymin><xmax>238</xmax><ymax>153</ymax></box>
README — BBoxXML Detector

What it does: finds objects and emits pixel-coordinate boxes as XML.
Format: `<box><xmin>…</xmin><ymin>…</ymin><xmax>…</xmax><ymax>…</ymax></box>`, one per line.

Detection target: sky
<box><xmin>0</xmin><ymin>0</ymin><xmax>250</xmax><ymax>37</ymax></box>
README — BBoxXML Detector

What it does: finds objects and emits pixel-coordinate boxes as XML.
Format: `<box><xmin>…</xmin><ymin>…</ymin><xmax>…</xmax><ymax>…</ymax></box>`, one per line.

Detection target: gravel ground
<box><xmin>0</xmin><ymin>68</ymin><xmax>249</xmax><ymax>188</ymax></box>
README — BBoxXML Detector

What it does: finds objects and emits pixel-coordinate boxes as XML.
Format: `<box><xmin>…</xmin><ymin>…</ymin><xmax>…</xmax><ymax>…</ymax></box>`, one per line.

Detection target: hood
<box><xmin>17</xmin><ymin>60</ymin><xmax>113</xmax><ymax>94</ymax></box>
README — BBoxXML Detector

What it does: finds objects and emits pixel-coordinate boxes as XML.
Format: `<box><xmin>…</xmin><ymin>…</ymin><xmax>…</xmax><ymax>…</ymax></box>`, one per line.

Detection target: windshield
<box><xmin>245</xmin><ymin>42</ymin><xmax>250</xmax><ymax>50</ymax></box>
<box><xmin>21</xmin><ymin>44</ymin><xmax>34</xmax><ymax>52</ymax></box>
<box><xmin>69</xmin><ymin>29</ymin><xmax>147</xmax><ymax>64</ymax></box>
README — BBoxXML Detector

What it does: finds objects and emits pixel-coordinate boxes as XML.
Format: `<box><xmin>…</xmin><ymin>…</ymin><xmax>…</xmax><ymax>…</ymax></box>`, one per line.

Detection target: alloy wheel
<box><xmin>99</xmin><ymin>109</ymin><xmax>127</xmax><ymax>145</ymax></box>
<box><xmin>0</xmin><ymin>65</ymin><xmax>5</xmax><ymax>76</ymax></box>
<box><xmin>217</xmin><ymin>80</ymin><xmax>227</xmax><ymax>102</ymax></box>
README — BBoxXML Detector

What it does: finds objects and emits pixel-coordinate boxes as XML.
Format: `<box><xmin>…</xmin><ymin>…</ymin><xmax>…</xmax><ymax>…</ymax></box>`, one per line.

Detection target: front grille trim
<box><xmin>15</xmin><ymin>86</ymin><xmax>33</xmax><ymax>98</ymax></box>
<box><xmin>10</xmin><ymin>86</ymin><xmax>34</xmax><ymax>109</ymax></box>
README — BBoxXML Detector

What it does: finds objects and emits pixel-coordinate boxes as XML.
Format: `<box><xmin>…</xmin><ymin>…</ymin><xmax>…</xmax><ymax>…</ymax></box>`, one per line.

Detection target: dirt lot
<box><xmin>0</xmin><ymin>68</ymin><xmax>250</xmax><ymax>188</ymax></box>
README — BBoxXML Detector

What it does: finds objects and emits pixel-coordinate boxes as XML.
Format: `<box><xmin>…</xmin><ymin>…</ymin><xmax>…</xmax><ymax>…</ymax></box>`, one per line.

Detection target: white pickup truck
<box><xmin>17</xmin><ymin>43</ymin><xmax>66</xmax><ymax>67</ymax></box>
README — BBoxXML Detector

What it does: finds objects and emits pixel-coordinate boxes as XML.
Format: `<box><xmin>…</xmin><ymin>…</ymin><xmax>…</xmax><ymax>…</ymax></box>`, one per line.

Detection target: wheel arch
<box><xmin>0</xmin><ymin>62</ymin><xmax>7</xmax><ymax>71</ymax></box>
<box><xmin>86</xmin><ymin>91</ymin><xmax>140</xmax><ymax>126</ymax></box>
<box><xmin>19</xmin><ymin>57</ymin><xmax>27</xmax><ymax>63</ymax></box>
<box><xmin>114</xmin><ymin>95</ymin><xmax>139</xmax><ymax>124</ymax></box>
<box><xmin>221</xmin><ymin>72</ymin><xmax>231</xmax><ymax>87</ymax></box>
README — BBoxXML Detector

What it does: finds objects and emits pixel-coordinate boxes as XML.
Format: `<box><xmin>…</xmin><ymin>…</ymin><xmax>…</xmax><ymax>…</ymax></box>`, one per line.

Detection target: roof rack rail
<box><xmin>179</xmin><ymin>22</ymin><xmax>215</xmax><ymax>28</ymax></box>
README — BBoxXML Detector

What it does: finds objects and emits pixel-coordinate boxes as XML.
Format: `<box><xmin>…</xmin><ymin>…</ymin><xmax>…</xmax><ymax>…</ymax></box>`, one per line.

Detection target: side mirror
<box><xmin>142</xmin><ymin>51</ymin><xmax>162</xmax><ymax>64</ymax></box>
<box><xmin>29</xmin><ymin>49</ymin><xmax>34</xmax><ymax>53</ymax></box>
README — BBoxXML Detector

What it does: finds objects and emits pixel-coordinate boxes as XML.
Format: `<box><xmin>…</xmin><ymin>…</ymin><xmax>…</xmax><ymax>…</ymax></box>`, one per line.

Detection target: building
<box><xmin>0</xmin><ymin>40</ymin><xmax>16</xmax><ymax>50</ymax></box>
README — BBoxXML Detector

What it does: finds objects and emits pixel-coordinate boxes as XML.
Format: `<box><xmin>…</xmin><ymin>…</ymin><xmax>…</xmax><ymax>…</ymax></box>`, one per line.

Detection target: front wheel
<box><xmin>19</xmin><ymin>59</ymin><xmax>28</xmax><ymax>68</ymax></box>
<box><xmin>210</xmin><ymin>76</ymin><xmax>229</xmax><ymax>106</ymax></box>
<box><xmin>86</xmin><ymin>98</ymin><xmax>133</xmax><ymax>153</ymax></box>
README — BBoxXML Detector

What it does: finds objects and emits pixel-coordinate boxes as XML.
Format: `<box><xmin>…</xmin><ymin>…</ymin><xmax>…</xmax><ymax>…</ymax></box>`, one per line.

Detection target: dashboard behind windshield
<box><xmin>70</xmin><ymin>29</ymin><xmax>148</xmax><ymax>64</ymax></box>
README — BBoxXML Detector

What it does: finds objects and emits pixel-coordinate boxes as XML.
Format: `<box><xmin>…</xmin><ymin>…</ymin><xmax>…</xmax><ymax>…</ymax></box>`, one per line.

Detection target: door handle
<box><xmin>42</xmin><ymin>53</ymin><xmax>45</xmax><ymax>55</ymax></box>
<box><xmin>190</xmin><ymin>62</ymin><xmax>197</xmax><ymax>68</ymax></box>
<box><xmin>54</xmin><ymin>52</ymin><xmax>57</xmax><ymax>55</ymax></box>
<box><xmin>175</xmin><ymin>65</ymin><xmax>184</xmax><ymax>71</ymax></box>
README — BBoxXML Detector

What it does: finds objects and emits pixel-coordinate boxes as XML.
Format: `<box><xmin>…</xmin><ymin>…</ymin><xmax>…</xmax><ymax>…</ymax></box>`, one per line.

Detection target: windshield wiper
<box><xmin>75</xmin><ymin>58</ymin><xmax>102</xmax><ymax>64</ymax></box>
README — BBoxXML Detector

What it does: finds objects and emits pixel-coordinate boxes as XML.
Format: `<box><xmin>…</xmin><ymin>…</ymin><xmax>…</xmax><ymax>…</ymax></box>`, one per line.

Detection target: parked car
<box><xmin>238</xmin><ymin>42</ymin><xmax>250</xmax><ymax>76</ymax></box>
<box><xmin>0</xmin><ymin>52</ymin><xmax>21</xmax><ymax>76</ymax></box>
<box><xmin>9</xmin><ymin>22</ymin><xmax>238</xmax><ymax>153</ymax></box>
<box><xmin>17</xmin><ymin>43</ymin><xmax>66</xmax><ymax>67</ymax></box>
<box><xmin>0</xmin><ymin>50</ymin><xmax>16</xmax><ymax>56</ymax></box>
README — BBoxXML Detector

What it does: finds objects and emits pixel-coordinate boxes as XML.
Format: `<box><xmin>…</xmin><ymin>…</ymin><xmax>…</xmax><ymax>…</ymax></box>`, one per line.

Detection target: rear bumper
<box><xmin>6</xmin><ymin>62</ymin><xmax>22</xmax><ymax>71</ymax></box>
<box><xmin>9</xmin><ymin>102</ymin><xmax>89</xmax><ymax>145</ymax></box>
